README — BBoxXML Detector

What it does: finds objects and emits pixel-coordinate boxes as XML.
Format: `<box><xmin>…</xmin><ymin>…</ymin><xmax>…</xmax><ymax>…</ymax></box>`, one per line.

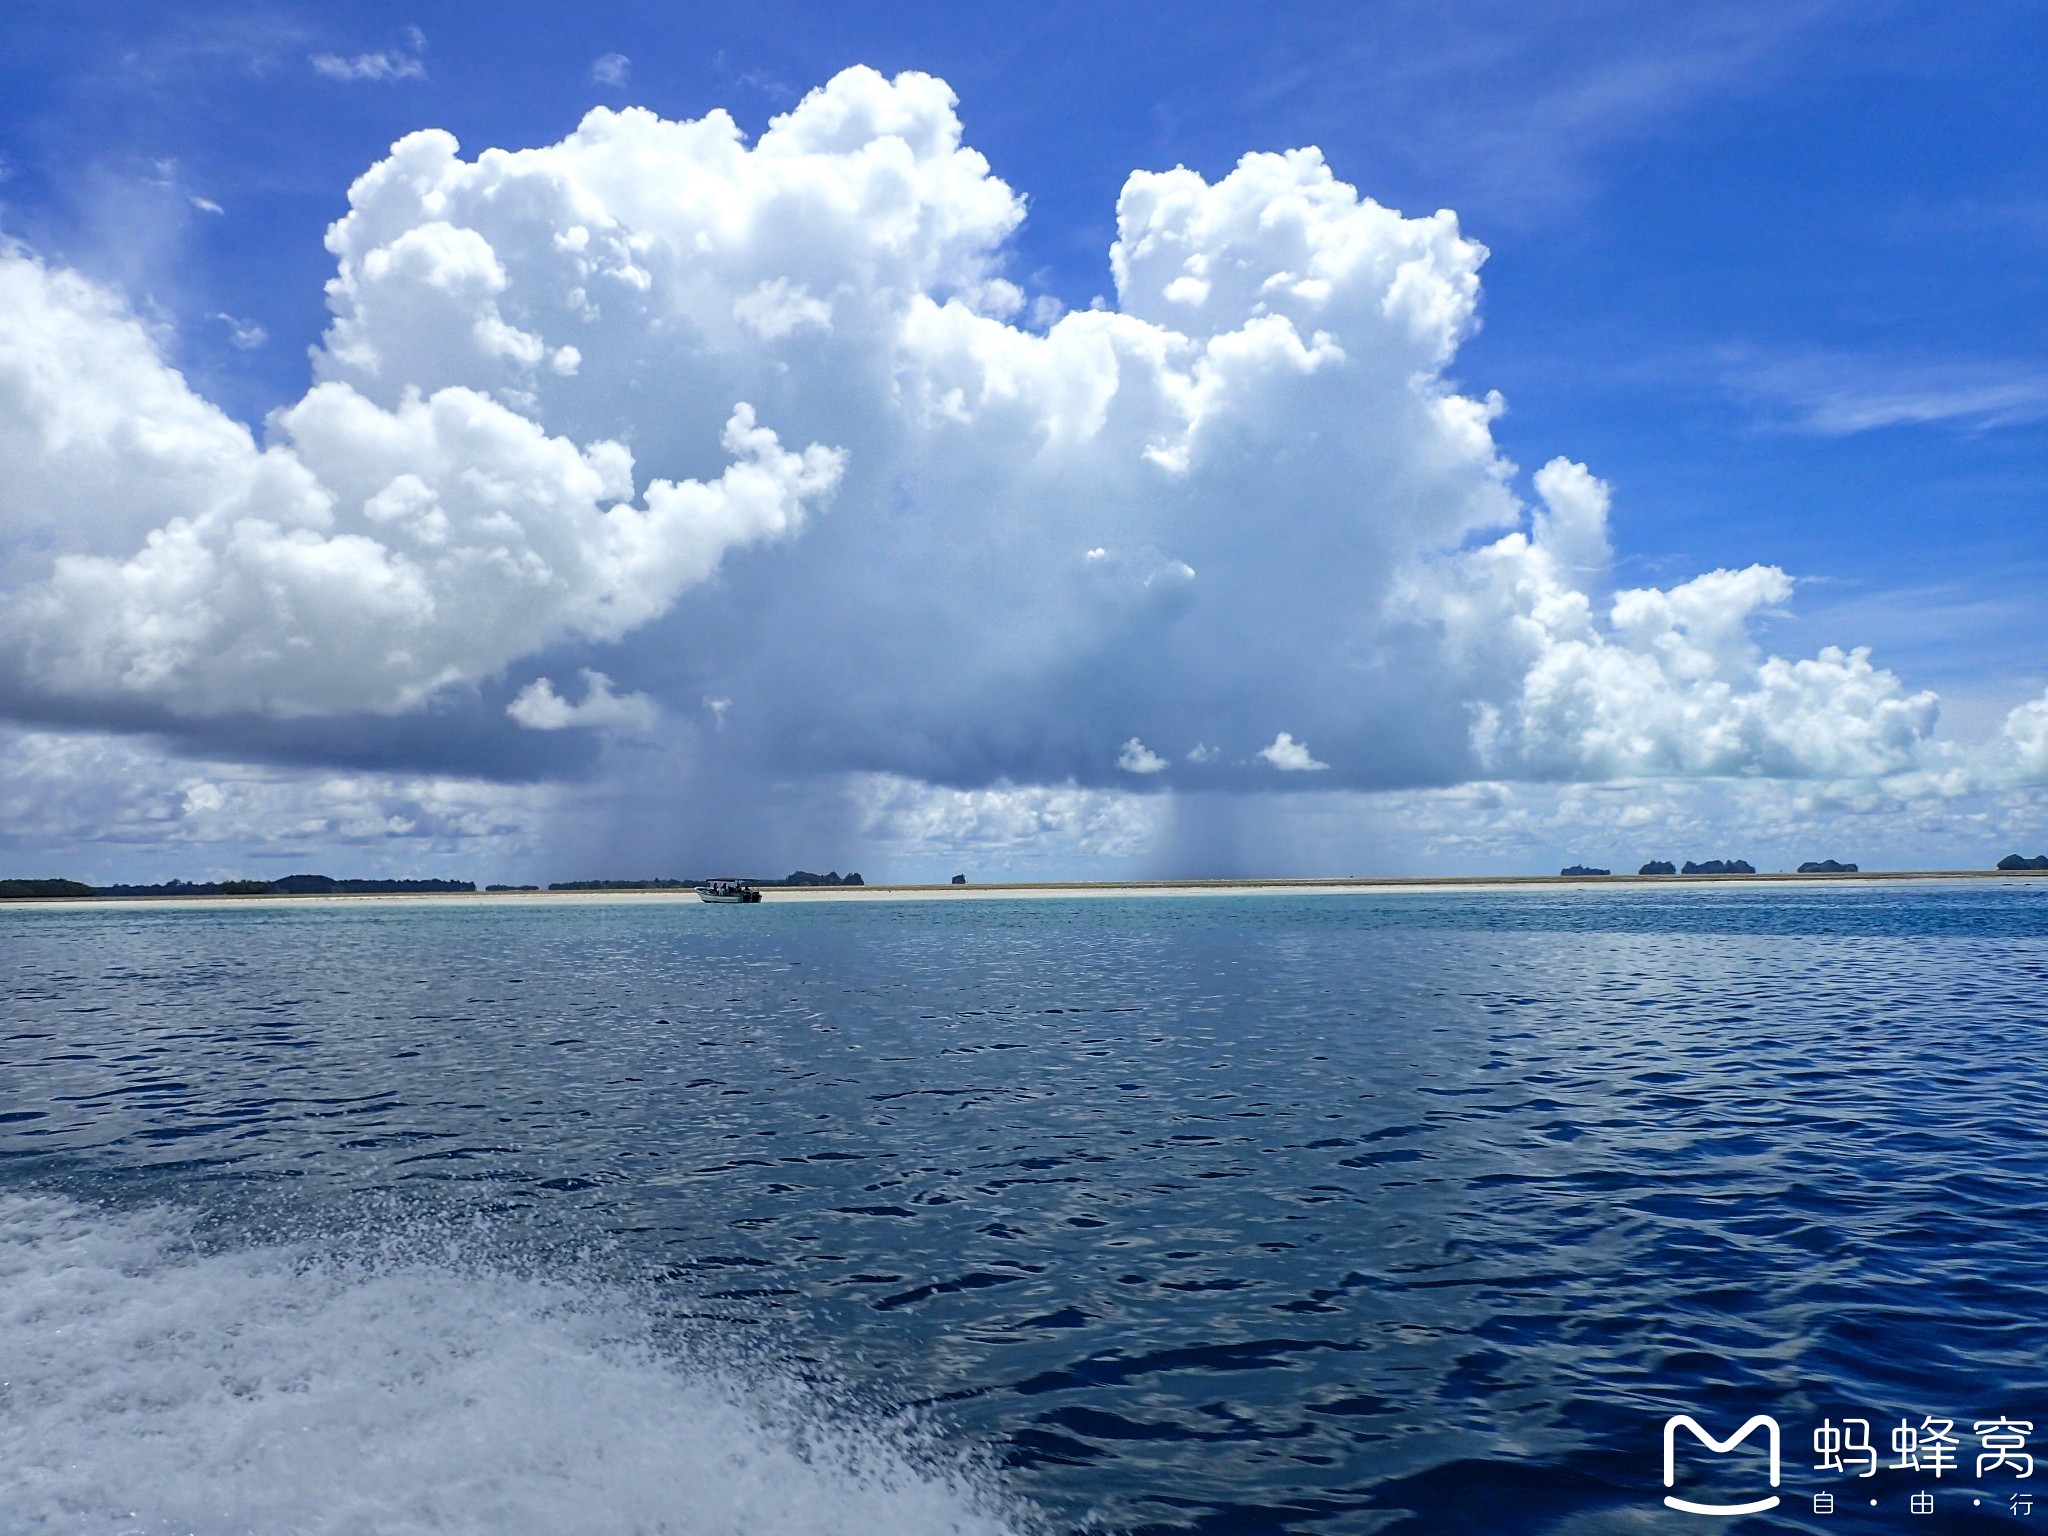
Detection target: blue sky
<box><xmin>1</xmin><ymin>1</ymin><xmax>2044</xmax><ymax>880</ymax></box>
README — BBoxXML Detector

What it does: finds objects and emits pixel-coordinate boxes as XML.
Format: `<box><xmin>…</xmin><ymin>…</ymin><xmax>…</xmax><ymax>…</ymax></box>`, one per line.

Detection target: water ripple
<box><xmin>3</xmin><ymin>883</ymin><xmax>2046</xmax><ymax>1533</ymax></box>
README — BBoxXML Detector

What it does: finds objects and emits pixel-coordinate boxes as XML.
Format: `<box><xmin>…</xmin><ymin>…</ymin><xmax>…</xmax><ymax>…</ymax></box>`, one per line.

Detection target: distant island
<box><xmin>1559</xmin><ymin>865</ymin><xmax>1610</xmax><ymax>877</ymax></box>
<box><xmin>0</xmin><ymin>875</ymin><xmax>474</xmax><ymax>898</ymax></box>
<box><xmin>1635</xmin><ymin>859</ymin><xmax>1756</xmax><ymax>875</ymax></box>
<box><xmin>1998</xmin><ymin>853</ymin><xmax>2048</xmax><ymax>871</ymax></box>
<box><xmin>0</xmin><ymin>869</ymin><xmax>867</xmax><ymax>900</ymax></box>
<box><xmin>1798</xmin><ymin>859</ymin><xmax>1858</xmax><ymax>873</ymax></box>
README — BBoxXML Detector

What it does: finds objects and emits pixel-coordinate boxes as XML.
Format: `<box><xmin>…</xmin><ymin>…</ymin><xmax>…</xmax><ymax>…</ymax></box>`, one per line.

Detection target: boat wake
<box><xmin>0</xmin><ymin>1193</ymin><xmax>1028</xmax><ymax>1536</ymax></box>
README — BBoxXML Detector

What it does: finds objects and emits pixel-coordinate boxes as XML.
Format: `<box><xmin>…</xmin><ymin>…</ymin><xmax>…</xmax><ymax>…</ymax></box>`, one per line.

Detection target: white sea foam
<box><xmin>0</xmin><ymin>1194</ymin><xmax>1027</xmax><ymax>1536</ymax></box>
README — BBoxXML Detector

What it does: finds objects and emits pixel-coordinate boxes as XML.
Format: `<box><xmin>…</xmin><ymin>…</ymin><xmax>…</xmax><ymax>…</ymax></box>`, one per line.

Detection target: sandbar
<box><xmin>2</xmin><ymin>868</ymin><xmax>2042</xmax><ymax>913</ymax></box>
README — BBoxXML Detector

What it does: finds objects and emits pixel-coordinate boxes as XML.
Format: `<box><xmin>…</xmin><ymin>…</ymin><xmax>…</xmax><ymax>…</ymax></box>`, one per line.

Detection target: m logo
<box><xmin>1663</xmin><ymin>1414</ymin><xmax>1782</xmax><ymax>1515</ymax></box>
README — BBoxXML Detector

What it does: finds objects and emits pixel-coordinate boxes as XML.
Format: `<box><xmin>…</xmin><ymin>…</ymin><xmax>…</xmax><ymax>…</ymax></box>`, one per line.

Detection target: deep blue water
<box><xmin>4</xmin><ymin>884</ymin><xmax>2047</xmax><ymax>1534</ymax></box>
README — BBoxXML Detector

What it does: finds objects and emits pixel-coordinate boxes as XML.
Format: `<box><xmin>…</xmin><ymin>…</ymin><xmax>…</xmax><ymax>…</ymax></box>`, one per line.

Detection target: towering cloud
<box><xmin>0</xmin><ymin>257</ymin><xmax>840</xmax><ymax>718</ymax></box>
<box><xmin>1</xmin><ymin>63</ymin><xmax>2039</xmax><ymax>860</ymax></box>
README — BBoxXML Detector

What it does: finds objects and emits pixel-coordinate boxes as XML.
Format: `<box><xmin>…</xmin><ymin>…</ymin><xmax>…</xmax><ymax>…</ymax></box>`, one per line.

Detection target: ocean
<box><xmin>4</xmin><ymin>884</ymin><xmax>2045</xmax><ymax>1534</ymax></box>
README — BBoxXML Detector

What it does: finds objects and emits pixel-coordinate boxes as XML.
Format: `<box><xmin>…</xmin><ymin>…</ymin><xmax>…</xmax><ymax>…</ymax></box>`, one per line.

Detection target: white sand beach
<box><xmin>3</xmin><ymin>868</ymin><xmax>2041</xmax><ymax>913</ymax></box>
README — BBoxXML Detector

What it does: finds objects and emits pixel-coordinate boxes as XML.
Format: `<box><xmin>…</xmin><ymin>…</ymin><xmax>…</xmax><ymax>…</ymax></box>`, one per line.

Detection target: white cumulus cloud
<box><xmin>0</xmin><ymin>723</ymin><xmax>550</xmax><ymax>879</ymax></box>
<box><xmin>1259</xmin><ymin>733</ymin><xmax>1328</xmax><ymax>772</ymax></box>
<box><xmin>507</xmin><ymin>670</ymin><xmax>656</xmax><ymax>731</ymax></box>
<box><xmin>1117</xmin><ymin>737</ymin><xmax>1168</xmax><ymax>773</ymax></box>
<box><xmin>0</xmin><ymin>62</ymin><xmax>2020</xmax><ymax>878</ymax></box>
<box><xmin>852</xmin><ymin>774</ymin><xmax>1164</xmax><ymax>868</ymax></box>
<box><xmin>0</xmin><ymin>253</ymin><xmax>841</xmax><ymax>717</ymax></box>
<box><xmin>2000</xmin><ymin>695</ymin><xmax>2048</xmax><ymax>777</ymax></box>
<box><xmin>1403</xmin><ymin>466</ymin><xmax>1941</xmax><ymax>782</ymax></box>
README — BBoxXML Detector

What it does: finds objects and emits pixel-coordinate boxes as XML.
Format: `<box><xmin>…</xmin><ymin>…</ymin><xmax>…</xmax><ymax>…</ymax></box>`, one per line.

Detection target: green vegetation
<box><xmin>0</xmin><ymin>878</ymin><xmax>95</xmax><ymax>898</ymax></box>
<box><xmin>1</xmin><ymin>875</ymin><xmax>478</xmax><ymax>899</ymax></box>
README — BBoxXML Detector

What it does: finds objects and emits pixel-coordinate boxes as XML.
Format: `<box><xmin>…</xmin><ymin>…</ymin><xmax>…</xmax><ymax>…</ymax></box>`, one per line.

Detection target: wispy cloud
<box><xmin>211</xmin><ymin>312</ymin><xmax>267</xmax><ymax>350</ymax></box>
<box><xmin>1206</xmin><ymin>0</ymin><xmax>1853</xmax><ymax>226</ymax></box>
<box><xmin>590</xmin><ymin>53</ymin><xmax>629</xmax><ymax>87</ymax></box>
<box><xmin>709</xmin><ymin>51</ymin><xmax>795</xmax><ymax>103</ymax></box>
<box><xmin>1728</xmin><ymin>348</ymin><xmax>2048</xmax><ymax>434</ymax></box>
<box><xmin>312</xmin><ymin>26</ymin><xmax>426</xmax><ymax>83</ymax></box>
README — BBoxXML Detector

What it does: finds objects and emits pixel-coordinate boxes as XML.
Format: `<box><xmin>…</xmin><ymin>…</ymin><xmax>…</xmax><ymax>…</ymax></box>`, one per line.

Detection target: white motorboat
<box><xmin>695</xmin><ymin>879</ymin><xmax>761</xmax><ymax>903</ymax></box>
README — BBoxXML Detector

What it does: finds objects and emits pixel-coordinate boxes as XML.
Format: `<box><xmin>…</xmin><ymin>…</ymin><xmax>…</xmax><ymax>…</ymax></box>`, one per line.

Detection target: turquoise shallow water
<box><xmin>4</xmin><ymin>885</ymin><xmax>2047</xmax><ymax>1534</ymax></box>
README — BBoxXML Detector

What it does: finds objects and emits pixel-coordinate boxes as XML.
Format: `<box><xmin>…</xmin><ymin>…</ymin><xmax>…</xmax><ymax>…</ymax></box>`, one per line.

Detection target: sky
<box><xmin>1</xmin><ymin>0</ymin><xmax>2045</xmax><ymax>883</ymax></box>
